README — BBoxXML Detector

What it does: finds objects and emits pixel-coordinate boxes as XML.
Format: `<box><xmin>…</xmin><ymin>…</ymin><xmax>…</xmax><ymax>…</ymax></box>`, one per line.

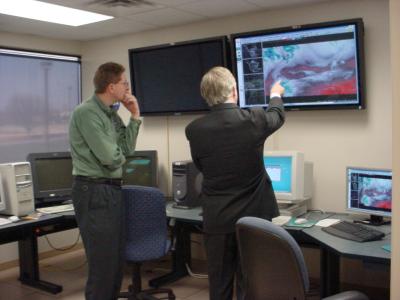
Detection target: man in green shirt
<box><xmin>69</xmin><ymin>62</ymin><xmax>141</xmax><ymax>300</ymax></box>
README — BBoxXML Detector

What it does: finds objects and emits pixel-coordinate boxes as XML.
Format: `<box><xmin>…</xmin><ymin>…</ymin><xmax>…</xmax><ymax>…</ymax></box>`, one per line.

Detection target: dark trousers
<box><xmin>72</xmin><ymin>179</ymin><xmax>126</xmax><ymax>300</ymax></box>
<box><xmin>204</xmin><ymin>232</ymin><xmax>244</xmax><ymax>300</ymax></box>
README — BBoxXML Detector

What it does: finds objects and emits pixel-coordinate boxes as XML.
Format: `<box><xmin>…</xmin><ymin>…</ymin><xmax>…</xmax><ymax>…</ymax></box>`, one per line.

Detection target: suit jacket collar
<box><xmin>210</xmin><ymin>103</ymin><xmax>238</xmax><ymax>111</ymax></box>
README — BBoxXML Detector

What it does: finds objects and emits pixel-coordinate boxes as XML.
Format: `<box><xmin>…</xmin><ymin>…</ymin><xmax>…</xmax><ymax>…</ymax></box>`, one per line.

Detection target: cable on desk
<box><xmin>185</xmin><ymin>263</ymin><xmax>208</xmax><ymax>279</ymax></box>
<box><xmin>306</xmin><ymin>209</ymin><xmax>325</xmax><ymax>215</ymax></box>
<box><xmin>193</xmin><ymin>225</ymin><xmax>204</xmax><ymax>232</ymax></box>
<box><xmin>44</xmin><ymin>232</ymin><xmax>81</xmax><ymax>251</ymax></box>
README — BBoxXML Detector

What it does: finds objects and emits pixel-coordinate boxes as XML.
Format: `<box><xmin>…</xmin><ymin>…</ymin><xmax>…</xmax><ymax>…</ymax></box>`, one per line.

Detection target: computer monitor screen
<box><xmin>123</xmin><ymin>151</ymin><xmax>158</xmax><ymax>187</ymax></box>
<box><xmin>27</xmin><ymin>152</ymin><xmax>73</xmax><ymax>207</ymax></box>
<box><xmin>264</xmin><ymin>156</ymin><xmax>292</xmax><ymax>193</ymax></box>
<box><xmin>347</xmin><ymin>167</ymin><xmax>392</xmax><ymax>222</ymax></box>
<box><xmin>129</xmin><ymin>36</ymin><xmax>229</xmax><ymax>115</ymax></box>
<box><xmin>231</xmin><ymin>18</ymin><xmax>365</xmax><ymax>110</ymax></box>
<box><xmin>264</xmin><ymin>151</ymin><xmax>312</xmax><ymax>202</ymax></box>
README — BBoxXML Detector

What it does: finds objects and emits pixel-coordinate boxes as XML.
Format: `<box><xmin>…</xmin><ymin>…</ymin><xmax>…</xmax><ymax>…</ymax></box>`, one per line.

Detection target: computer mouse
<box><xmin>8</xmin><ymin>216</ymin><xmax>19</xmax><ymax>222</ymax></box>
<box><xmin>294</xmin><ymin>218</ymin><xmax>308</xmax><ymax>225</ymax></box>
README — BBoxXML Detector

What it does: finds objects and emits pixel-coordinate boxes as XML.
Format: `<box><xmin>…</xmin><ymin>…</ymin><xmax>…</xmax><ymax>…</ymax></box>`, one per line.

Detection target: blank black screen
<box><xmin>130</xmin><ymin>38</ymin><xmax>226</xmax><ymax>115</ymax></box>
<box><xmin>36</xmin><ymin>158</ymin><xmax>73</xmax><ymax>193</ymax></box>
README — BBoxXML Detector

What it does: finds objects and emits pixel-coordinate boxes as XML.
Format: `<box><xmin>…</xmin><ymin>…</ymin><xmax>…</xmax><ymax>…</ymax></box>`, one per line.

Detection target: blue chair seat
<box><xmin>119</xmin><ymin>185</ymin><xmax>175</xmax><ymax>300</ymax></box>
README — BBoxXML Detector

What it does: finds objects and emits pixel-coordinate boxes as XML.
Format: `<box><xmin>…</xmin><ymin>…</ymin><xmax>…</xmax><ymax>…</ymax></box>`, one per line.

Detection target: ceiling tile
<box><xmin>0</xmin><ymin>13</ymin><xmax>156</xmax><ymax>41</ymax></box>
<box><xmin>0</xmin><ymin>0</ymin><xmax>336</xmax><ymax>41</ymax></box>
<box><xmin>245</xmin><ymin>0</ymin><xmax>329</xmax><ymax>8</ymax></box>
<box><xmin>178</xmin><ymin>0</ymin><xmax>259</xmax><ymax>18</ymax></box>
<box><xmin>150</xmin><ymin>0</ymin><xmax>199</xmax><ymax>6</ymax></box>
<box><xmin>77</xmin><ymin>17</ymin><xmax>157</xmax><ymax>39</ymax></box>
<box><xmin>126</xmin><ymin>7</ymin><xmax>205</xmax><ymax>27</ymax></box>
<box><xmin>41</xmin><ymin>0</ymin><xmax>165</xmax><ymax>17</ymax></box>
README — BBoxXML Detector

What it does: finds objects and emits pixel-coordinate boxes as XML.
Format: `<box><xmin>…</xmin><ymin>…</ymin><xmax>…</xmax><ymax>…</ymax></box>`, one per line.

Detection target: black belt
<box><xmin>74</xmin><ymin>175</ymin><xmax>123</xmax><ymax>187</ymax></box>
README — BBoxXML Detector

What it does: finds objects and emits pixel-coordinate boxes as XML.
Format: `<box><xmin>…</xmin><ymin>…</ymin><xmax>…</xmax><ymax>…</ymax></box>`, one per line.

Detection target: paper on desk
<box><xmin>0</xmin><ymin>218</ymin><xmax>12</xmax><ymax>226</ymax></box>
<box><xmin>315</xmin><ymin>218</ymin><xmax>341</xmax><ymax>227</ymax></box>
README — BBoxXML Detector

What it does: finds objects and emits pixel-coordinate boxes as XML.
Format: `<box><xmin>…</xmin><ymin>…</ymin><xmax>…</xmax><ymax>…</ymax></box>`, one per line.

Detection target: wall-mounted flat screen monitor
<box><xmin>122</xmin><ymin>151</ymin><xmax>158</xmax><ymax>187</ymax></box>
<box><xmin>231</xmin><ymin>19</ymin><xmax>365</xmax><ymax>110</ymax></box>
<box><xmin>27</xmin><ymin>152</ymin><xmax>73</xmax><ymax>207</ymax></box>
<box><xmin>347</xmin><ymin>167</ymin><xmax>391</xmax><ymax>225</ymax></box>
<box><xmin>129</xmin><ymin>36</ymin><xmax>229</xmax><ymax>116</ymax></box>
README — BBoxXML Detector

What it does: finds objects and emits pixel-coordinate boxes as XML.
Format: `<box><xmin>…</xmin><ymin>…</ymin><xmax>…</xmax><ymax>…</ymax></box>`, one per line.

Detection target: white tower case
<box><xmin>0</xmin><ymin>162</ymin><xmax>35</xmax><ymax>216</ymax></box>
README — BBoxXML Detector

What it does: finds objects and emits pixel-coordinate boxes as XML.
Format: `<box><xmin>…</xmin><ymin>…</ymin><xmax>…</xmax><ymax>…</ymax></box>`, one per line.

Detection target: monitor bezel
<box><xmin>128</xmin><ymin>36</ymin><xmax>230</xmax><ymax>116</ymax></box>
<box><xmin>123</xmin><ymin>150</ymin><xmax>158</xmax><ymax>187</ymax></box>
<box><xmin>230</xmin><ymin>18</ymin><xmax>366</xmax><ymax>111</ymax></box>
<box><xmin>27</xmin><ymin>152</ymin><xmax>72</xmax><ymax>205</ymax></box>
<box><xmin>346</xmin><ymin>166</ymin><xmax>392</xmax><ymax>218</ymax></box>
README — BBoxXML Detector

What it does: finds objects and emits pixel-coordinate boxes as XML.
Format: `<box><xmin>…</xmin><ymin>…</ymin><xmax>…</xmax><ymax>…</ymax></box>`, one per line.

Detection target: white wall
<box><xmin>0</xmin><ymin>32</ymin><xmax>82</xmax><ymax>264</ymax></box>
<box><xmin>81</xmin><ymin>0</ymin><xmax>391</xmax><ymax>214</ymax></box>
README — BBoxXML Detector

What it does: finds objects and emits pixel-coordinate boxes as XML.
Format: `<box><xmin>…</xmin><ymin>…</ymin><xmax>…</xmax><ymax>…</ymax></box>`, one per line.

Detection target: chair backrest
<box><xmin>236</xmin><ymin>216</ymin><xmax>309</xmax><ymax>300</ymax></box>
<box><xmin>123</xmin><ymin>185</ymin><xmax>168</xmax><ymax>262</ymax></box>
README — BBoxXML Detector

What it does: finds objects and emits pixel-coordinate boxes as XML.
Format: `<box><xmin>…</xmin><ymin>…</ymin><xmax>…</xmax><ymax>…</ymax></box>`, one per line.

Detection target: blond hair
<box><xmin>200</xmin><ymin>66</ymin><xmax>236</xmax><ymax>106</ymax></box>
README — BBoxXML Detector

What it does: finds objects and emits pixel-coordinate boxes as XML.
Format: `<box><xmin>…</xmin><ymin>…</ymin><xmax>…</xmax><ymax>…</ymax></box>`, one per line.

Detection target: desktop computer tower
<box><xmin>172</xmin><ymin>161</ymin><xmax>203</xmax><ymax>208</ymax></box>
<box><xmin>0</xmin><ymin>162</ymin><xmax>35</xmax><ymax>216</ymax></box>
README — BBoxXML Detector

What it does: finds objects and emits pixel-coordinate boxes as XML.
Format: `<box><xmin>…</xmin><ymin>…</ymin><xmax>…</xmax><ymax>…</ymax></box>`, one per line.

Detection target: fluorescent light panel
<box><xmin>0</xmin><ymin>0</ymin><xmax>113</xmax><ymax>26</ymax></box>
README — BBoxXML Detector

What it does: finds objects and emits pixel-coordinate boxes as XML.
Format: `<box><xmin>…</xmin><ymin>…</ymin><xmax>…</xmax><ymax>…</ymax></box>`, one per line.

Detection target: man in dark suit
<box><xmin>185</xmin><ymin>66</ymin><xmax>285</xmax><ymax>300</ymax></box>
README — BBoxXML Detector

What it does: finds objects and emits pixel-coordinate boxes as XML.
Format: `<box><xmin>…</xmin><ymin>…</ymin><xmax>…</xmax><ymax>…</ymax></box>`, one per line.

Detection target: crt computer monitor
<box><xmin>263</xmin><ymin>151</ymin><xmax>312</xmax><ymax>203</ymax></box>
<box><xmin>0</xmin><ymin>173</ymin><xmax>5</xmax><ymax>211</ymax></box>
<box><xmin>346</xmin><ymin>167</ymin><xmax>392</xmax><ymax>225</ymax></box>
<box><xmin>231</xmin><ymin>18</ymin><xmax>365</xmax><ymax>110</ymax></box>
<box><xmin>27</xmin><ymin>152</ymin><xmax>73</xmax><ymax>208</ymax></box>
<box><xmin>122</xmin><ymin>151</ymin><xmax>158</xmax><ymax>187</ymax></box>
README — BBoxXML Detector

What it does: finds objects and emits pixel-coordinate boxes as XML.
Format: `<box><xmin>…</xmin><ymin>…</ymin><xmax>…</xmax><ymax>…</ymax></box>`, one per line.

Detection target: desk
<box><xmin>302</xmin><ymin>214</ymin><xmax>391</xmax><ymax>297</ymax></box>
<box><xmin>149</xmin><ymin>203</ymin><xmax>202</xmax><ymax>288</ymax></box>
<box><xmin>0</xmin><ymin>212</ymin><xmax>77</xmax><ymax>294</ymax></box>
<box><xmin>160</xmin><ymin>204</ymin><xmax>391</xmax><ymax>297</ymax></box>
<box><xmin>1</xmin><ymin>206</ymin><xmax>391</xmax><ymax>297</ymax></box>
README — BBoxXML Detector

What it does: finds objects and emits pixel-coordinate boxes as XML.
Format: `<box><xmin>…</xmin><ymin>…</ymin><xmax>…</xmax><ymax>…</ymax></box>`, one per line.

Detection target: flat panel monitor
<box><xmin>123</xmin><ymin>151</ymin><xmax>158</xmax><ymax>187</ymax></box>
<box><xmin>129</xmin><ymin>36</ymin><xmax>229</xmax><ymax>115</ymax></box>
<box><xmin>27</xmin><ymin>152</ymin><xmax>73</xmax><ymax>207</ymax></box>
<box><xmin>231</xmin><ymin>18</ymin><xmax>365</xmax><ymax>110</ymax></box>
<box><xmin>346</xmin><ymin>167</ymin><xmax>391</xmax><ymax>225</ymax></box>
<box><xmin>263</xmin><ymin>151</ymin><xmax>312</xmax><ymax>202</ymax></box>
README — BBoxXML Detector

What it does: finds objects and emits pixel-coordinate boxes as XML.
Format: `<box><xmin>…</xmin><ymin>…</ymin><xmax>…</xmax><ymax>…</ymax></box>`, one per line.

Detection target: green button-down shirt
<box><xmin>69</xmin><ymin>94</ymin><xmax>141</xmax><ymax>179</ymax></box>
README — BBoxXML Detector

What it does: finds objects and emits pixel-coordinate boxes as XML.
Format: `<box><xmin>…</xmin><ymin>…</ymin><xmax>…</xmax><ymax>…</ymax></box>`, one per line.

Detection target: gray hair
<box><xmin>200</xmin><ymin>66</ymin><xmax>236</xmax><ymax>106</ymax></box>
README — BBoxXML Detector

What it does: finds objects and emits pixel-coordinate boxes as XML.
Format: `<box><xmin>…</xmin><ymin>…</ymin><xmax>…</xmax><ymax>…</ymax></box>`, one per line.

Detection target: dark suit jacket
<box><xmin>185</xmin><ymin>97</ymin><xmax>285</xmax><ymax>234</ymax></box>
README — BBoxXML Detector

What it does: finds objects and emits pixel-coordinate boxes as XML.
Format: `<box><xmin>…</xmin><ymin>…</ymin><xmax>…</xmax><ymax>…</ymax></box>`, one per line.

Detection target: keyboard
<box><xmin>36</xmin><ymin>204</ymin><xmax>74</xmax><ymax>214</ymax></box>
<box><xmin>322</xmin><ymin>220</ymin><xmax>385</xmax><ymax>242</ymax></box>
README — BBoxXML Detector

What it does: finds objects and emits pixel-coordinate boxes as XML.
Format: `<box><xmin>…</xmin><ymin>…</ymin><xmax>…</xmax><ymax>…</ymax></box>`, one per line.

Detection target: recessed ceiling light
<box><xmin>0</xmin><ymin>0</ymin><xmax>113</xmax><ymax>26</ymax></box>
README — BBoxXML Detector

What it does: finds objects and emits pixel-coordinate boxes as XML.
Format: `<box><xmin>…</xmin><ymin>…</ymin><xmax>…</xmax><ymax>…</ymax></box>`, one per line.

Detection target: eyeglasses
<box><xmin>116</xmin><ymin>80</ymin><xmax>129</xmax><ymax>87</ymax></box>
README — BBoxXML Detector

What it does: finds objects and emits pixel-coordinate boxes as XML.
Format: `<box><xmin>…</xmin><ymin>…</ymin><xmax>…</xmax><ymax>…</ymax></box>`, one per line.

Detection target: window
<box><xmin>0</xmin><ymin>48</ymin><xmax>81</xmax><ymax>163</ymax></box>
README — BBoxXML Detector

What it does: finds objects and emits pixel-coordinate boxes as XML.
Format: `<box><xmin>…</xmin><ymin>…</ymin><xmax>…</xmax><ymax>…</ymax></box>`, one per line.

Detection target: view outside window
<box><xmin>0</xmin><ymin>50</ymin><xmax>81</xmax><ymax>163</ymax></box>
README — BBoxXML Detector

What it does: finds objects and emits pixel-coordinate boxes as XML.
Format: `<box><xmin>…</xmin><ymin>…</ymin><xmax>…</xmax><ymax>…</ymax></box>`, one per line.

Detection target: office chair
<box><xmin>236</xmin><ymin>217</ymin><xmax>369</xmax><ymax>300</ymax></box>
<box><xmin>119</xmin><ymin>185</ymin><xmax>175</xmax><ymax>300</ymax></box>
